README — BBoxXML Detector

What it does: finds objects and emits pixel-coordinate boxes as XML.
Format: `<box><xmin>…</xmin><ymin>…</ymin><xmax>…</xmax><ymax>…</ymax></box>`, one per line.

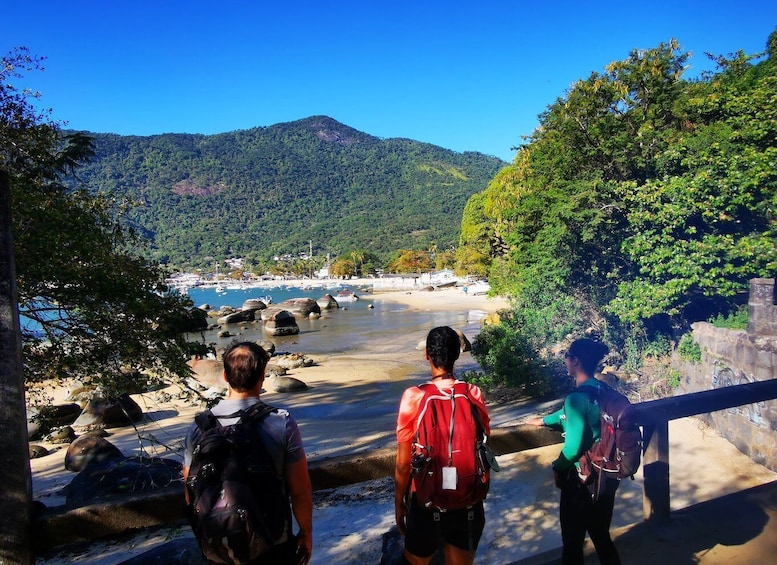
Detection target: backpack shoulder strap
<box><xmin>236</xmin><ymin>401</ymin><xmax>283</xmax><ymax>477</ymax></box>
<box><xmin>194</xmin><ymin>409</ymin><xmax>218</xmax><ymax>432</ymax></box>
<box><xmin>454</xmin><ymin>381</ymin><xmax>488</xmax><ymax>439</ymax></box>
<box><xmin>239</xmin><ymin>401</ymin><xmax>278</xmax><ymax>424</ymax></box>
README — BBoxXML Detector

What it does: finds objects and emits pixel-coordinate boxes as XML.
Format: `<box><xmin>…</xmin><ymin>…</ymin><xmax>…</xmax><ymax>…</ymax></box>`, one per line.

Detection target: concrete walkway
<box><xmin>512</xmin><ymin>479</ymin><xmax>777</xmax><ymax>565</ymax></box>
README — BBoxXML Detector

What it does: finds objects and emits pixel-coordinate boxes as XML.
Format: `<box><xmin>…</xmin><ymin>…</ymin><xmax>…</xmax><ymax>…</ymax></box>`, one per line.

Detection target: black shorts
<box><xmin>404</xmin><ymin>497</ymin><xmax>486</xmax><ymax>558</ymax></box>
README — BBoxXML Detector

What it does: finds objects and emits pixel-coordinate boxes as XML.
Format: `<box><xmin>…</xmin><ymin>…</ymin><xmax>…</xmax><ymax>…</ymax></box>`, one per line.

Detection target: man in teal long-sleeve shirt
<box><xmin>528</xmin><ymin>339</ymin><xmax>621</xmax><ymax>565</ymax></box>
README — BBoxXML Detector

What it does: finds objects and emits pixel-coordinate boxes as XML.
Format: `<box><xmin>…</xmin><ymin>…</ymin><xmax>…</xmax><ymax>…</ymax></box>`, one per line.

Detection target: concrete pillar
<box><xmin>748</xmin><ymin>278</ymin><xmax>777</xmax><ymax>336</ymax></box>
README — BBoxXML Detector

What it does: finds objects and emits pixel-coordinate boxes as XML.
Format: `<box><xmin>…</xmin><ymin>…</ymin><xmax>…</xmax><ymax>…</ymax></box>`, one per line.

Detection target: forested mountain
<box><xmin>68</xmin><ymin>116</ymin><xmax>505</xmax><ymax>267</ymax></box>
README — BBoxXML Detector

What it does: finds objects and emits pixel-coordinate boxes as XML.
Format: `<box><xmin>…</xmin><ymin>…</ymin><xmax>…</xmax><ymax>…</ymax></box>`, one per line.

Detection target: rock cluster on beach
<box><xmin>204</xmin><ymin>295</ymin><xmax>334</xmax><ymax>337</ymax></box>
<box><xmin>26</xmin><ymin>311</ymin><xmax>321</xmax><ymax>512</ymax></box>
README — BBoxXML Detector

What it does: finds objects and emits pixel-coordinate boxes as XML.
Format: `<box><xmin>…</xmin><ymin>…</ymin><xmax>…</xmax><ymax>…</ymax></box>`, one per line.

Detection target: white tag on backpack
<box><xmin>442</xmin><ymin>466</ymin><xmax>458</xmax><ymax>490</ymax></box>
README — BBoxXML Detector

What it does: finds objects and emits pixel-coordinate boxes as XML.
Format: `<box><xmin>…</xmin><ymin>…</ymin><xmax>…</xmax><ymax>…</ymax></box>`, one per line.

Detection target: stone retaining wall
<box><xmin>675</xmin><ymin>279</ymin><xmax>777</xmax><ymax>471</ymax></box>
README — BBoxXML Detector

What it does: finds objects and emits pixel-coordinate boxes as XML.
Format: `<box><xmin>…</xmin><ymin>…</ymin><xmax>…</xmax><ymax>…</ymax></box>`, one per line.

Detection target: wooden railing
<box><xmin>630</xmin><ymin>378</ymin><xmax>777</xmax><ymax>523</ymax></box>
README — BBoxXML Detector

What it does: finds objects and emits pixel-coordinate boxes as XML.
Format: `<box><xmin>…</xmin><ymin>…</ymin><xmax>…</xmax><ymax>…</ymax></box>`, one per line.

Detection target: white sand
<box><xmin>29</xmin><ymin>287</ymin><xmax>510</xmax><ymax>507</ymax></box>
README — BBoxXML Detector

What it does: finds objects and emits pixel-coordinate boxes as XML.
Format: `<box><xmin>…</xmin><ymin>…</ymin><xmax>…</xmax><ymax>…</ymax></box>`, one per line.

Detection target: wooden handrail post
<box><xmin>642</xmin><ymin>419</ymin><xmax>670</xmax><ymax>523</ymax></box>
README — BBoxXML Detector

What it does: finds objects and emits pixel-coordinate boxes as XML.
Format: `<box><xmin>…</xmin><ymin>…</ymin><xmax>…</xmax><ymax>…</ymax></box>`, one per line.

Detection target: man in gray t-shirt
<box><xmin>183</xmin><ymin>342</ymin><xmax>313</xmax><ymax>564</ymax></box>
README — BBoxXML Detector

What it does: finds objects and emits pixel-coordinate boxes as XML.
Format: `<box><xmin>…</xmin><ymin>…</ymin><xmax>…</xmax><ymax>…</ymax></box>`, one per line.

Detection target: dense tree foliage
<box><xmin>462</xmin><ymin>31</ymin><xmax>777</xmax><ymax>392</ymax></box>
<box><xmin>68</xmin><ymin>118</ymin><xmax>505</xmax><ymax>269</ymax></box>
<box><xmin>387</xmin><ymin>249</ymin><xmax>433</xmax><ymax>273</ymax></box>
<box><xmin>1</xmin><ymin>49</ymin><xmax>197</xmax><ymax>395</ymax></box>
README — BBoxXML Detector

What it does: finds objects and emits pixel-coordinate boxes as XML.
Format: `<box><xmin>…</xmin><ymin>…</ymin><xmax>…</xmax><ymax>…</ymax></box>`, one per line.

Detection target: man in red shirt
<box><xmin>394</xmin><ymin>326</ymin><xmax>491</xmax><ymax>565</ymax></box>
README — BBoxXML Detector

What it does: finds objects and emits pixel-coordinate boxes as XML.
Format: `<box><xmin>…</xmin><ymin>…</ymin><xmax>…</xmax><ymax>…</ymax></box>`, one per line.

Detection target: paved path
<box><xmin>514</xmin><ymin>479</ymin><xmax>777</xmax><ymax>565</ymax></box>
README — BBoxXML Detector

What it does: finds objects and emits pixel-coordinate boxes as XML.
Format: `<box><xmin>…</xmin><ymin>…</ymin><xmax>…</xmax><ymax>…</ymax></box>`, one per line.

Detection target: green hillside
<box><xmin>71</xmin><ymin>116</ymin><xmax>506</xmax><ymax>267</ymax></box>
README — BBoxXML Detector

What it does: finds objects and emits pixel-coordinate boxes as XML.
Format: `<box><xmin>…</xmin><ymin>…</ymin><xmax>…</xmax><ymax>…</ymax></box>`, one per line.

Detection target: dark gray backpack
<box><xmin>185</xmin><ymin>402</ymin><xmax>291</xmax><ymax>564</ymax></box>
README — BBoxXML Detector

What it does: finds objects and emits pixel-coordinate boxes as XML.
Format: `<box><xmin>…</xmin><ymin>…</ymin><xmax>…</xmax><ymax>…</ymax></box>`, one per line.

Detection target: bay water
<box><xmin>186</xmin><ymin>284</ymin><xmax>489</xmax><ymax>369</ymax></box>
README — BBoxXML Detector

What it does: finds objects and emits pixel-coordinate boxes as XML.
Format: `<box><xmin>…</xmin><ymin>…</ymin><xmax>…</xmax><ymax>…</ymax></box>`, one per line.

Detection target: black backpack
<box><xmin>185</xmin><ymin>402</ymin><xmax>292</xmax><ymax>564</ymax></box>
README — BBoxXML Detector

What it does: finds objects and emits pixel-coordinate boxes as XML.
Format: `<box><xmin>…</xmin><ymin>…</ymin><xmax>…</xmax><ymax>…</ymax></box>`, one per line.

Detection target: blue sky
<box><xmin>6</xmin><ymin>1</ymin><xmax>776</xmax><ymax>162</ymax></box>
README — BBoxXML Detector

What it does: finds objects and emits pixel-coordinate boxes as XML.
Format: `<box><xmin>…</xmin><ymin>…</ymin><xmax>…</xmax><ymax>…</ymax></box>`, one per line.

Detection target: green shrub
<box><xmin>471</xmin><ymin>323</ymin><xmax>558</xmax><ymax>396</ymax></box>
<box><xmin>678</xmin><ymin>333</ymin><xmax>702</xmax><ymax>363</ymax></box>
<box><xmin>623</xmin><ymin>333</ymin><xmax>645</xmax><ymax>373</ymax></box>
<box><xmin>459</xmin><ymin>370</ymin><xmax>494</xmax><ymax>391</ymax></box>
<box><xmin>667</xmin><ymin>369</ymin><xmax>681</xmax><ymax>389</ymax></box>
<box><xmin>644</xmin><ymin>333</ymin><xmax>672</xmax><ymax>358</ymax></box>
<box><xmin>709</xmin><ymin>305</ymin><xmax>748</xmax><ymax>330</ymax></box>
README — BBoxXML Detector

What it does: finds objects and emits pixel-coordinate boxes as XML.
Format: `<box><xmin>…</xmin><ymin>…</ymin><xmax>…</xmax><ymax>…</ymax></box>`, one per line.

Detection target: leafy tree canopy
<box><xmin>1</xmin><ymin>48</ymin><xmax>198</xmax><ymax>396</ymax></box>
<box><xmin>463</xmin><ymin>31</ymin><xmax>777</xmax><ymax>332</ymax></box>
<box><xmin>387</xmin><ymin>249</ymin><xmax>433</xmax><ymax>273</ymax></box>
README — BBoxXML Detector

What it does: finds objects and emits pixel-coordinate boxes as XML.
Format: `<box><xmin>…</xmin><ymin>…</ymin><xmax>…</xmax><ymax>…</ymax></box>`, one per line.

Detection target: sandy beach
<box><xmin>29</xmin><ymin>286</ymin><xmax>511</xmax><ymax>508</ymax></box>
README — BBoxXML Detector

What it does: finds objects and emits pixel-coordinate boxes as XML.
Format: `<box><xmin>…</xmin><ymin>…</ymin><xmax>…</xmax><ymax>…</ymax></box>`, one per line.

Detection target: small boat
<box><xmin>335</xmin><ymin>290</ymin><xmax>359</xmax><ymax>302</ymax></box>
<box><xmin>463</xmin><ymin>281</ymin><xmax>490</xmax><ymax>296</ymax></box>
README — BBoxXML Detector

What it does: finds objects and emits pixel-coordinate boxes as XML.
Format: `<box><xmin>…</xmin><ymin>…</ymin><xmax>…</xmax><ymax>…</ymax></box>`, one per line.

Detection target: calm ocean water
<box><xmin>186</xmin><ymin>285</ymin><xmax>488</xmax><ymax>363</ymax></box>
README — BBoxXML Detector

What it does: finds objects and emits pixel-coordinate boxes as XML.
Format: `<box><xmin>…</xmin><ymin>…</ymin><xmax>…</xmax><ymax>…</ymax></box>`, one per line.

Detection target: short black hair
<box><xmin>222</xmin><ymin>341</ymin><xmax>270</xmax><ymax>392</ymax></box>
<box><xmin>426</xmin><ymin>326</ymin><xmax>461</xmax><ymax>372</ymax></box>
<box><xmin>567</xmin><ymin>338</ymin><xmax>609</xmax><ymax>376</ymax></box>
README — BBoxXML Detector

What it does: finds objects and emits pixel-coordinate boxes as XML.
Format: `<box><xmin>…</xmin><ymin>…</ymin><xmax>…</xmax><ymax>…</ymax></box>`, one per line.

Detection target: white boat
<box><xmin>463</xmin><ymin>281</ymin><xmax>490</xmax><ymax>296</ymax></box>
<box><xmin>335</xmin><ymin>290</ymin><xmax>359</xmax><ymax>302</ymax></box>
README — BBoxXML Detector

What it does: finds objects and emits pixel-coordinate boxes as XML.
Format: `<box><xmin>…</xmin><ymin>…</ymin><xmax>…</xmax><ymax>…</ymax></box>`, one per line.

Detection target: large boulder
<box><xmin>241</xmin><ymin>298</ymin><xmax>268</xmax><ymax>312</ymax></box>
<box><xmin>277</xmin><ymin>297</ymin><xmax>321</xmax><ymax>318</ymax></box>
<box><xmin>29</xmin><ymin>444</ymin><xmax>49</xmax><ymax>459</ymax></box>
<box><xmin>272</xmin><ymin>353</ymin><xmax>314</xmax><ymax>369</ymax></box>
<box><xmin>66</xmin><ymin>385</ymin><xmax>98</xmax><ymax>406</ymax></box>
<box><xmin>65</xmin><ymin>433</ymin><xmax>125</xmax><ymax>472</ymax></box>
<box><xmin>263</xmin><ymin>309</ymin><xmax>299</xmax><ymax>336</ymax></box>
<box><xmin>255</xmin><ymin>339</ymin><xmax>276</xmax><ymax>355</ymax></box>
<box><xmin>265</xmin><ymin>364</ymin><xmax>287</xmax><ymax>377</ymax></box>
<box><xmin>260</xmin><ymin>307</ymin><xmax>281</xmax><ymax>322</ymax></box>
<box><xmin>188</xmin><ymin>358</ymin><xmax>225</xmax><ymax>388</ymax></box>
<box><xmin>317</xmin><ymin>294</ymin><xmax>339</xmax><ymax>310</ymax></box>
<box><xmin>44</xmin><ymin>425</ymin><xmax>77</xmax><ymax>444</ymax></box>
<box><xmin>27</xmin><ymin>402</ymin><xmax>83</xmax><ymax>440</ymax></box>
<box><xmin>217</xmin><ymin>309</ymin><xmax>256</xmax><ymax>324</ymax></box>
<box><xmin>265</xmin><ymin>375</ymin><xmax>308</xmax><ymax>393</ymax></box>
<box><xmin>72</xmin><ymin>393</ymin><xmax>143</xmax><ymax>429</ymax></box>
<box><xmin>64</xmin><ymin>456</ymin><xmax>182</xmax><ymax>507</ymax></box>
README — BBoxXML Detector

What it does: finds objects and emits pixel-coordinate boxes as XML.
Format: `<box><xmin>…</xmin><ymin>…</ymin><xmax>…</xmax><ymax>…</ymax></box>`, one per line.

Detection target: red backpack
<box><xmin>579</xmin><ymin>383</ymin><xmax>642</xmax><ymax>482</ymax></box>
<box><xmin>411</xmin><ymin>381</ymin><xmax>491</xmax><ymax>510</ymax></box>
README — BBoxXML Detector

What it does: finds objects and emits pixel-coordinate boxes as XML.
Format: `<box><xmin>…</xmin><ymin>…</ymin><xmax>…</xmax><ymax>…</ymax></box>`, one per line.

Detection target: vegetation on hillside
<box><xmin>69</xmin><ymin>118</ymin><xmax>505</xmax><ymax>269</ymax></box>
<box><xmin>462</xmin><ymin>30</ymin><xmax>777</xmax><ymax>395</ymax></box>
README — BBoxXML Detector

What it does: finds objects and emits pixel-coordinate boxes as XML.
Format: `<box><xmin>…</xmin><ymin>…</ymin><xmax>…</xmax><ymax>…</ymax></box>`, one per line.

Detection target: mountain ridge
<box><xmin>68</xmin><ymin>116</ymin><xmax>507</xmax><ymax>268</ymax></box>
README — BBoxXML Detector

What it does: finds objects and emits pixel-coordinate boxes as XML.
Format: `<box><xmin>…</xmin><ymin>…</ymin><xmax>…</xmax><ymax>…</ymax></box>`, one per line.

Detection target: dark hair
<box><xmin>426</xmin><ymin>326</ymin><xmax>461</xmax><ymax>372</ymax></box>
<box><xmin>222</xmin><ymin>341</ymin><xmax>270</xmax><ymax>392</ymax></box>
<box><xmin>567</xmin><ymin>338</ymin><xmax>609</xmax><ymax>376</ymax></box>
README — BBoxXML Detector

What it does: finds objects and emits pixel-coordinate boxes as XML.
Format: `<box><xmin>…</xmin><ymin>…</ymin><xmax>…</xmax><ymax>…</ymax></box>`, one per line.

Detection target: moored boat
<box><xmin>335</xmin><ymin>290</ymin><xmax>359</xmax><ymax>302</ymax></box>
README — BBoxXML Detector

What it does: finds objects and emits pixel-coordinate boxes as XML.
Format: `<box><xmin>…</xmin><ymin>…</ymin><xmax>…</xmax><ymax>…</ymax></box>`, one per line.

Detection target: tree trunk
<box><xmin>0</xmin><ymin>169</ymin><xmax>33</xmax><ymax>564</ymax></box>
